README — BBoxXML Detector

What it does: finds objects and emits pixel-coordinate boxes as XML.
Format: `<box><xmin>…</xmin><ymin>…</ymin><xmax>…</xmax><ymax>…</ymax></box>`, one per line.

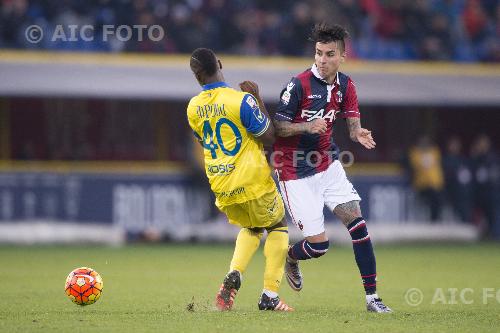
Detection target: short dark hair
<box><xmin>190</xmin><ymin>48</ymin><xmax>218</xmax><ymax>77</ymax></box>
<box><xmin>310</xmin><ymin>23</ymin><xmax>349</xmax><ymax>52</ymax></box>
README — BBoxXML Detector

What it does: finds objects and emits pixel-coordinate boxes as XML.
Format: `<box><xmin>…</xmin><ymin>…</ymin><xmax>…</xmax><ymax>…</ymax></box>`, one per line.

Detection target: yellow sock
<box><xmin>229</xmin><ymin>228</ymin><xmax>263</xmax><ymax>274</ymax></box>
<box><xmin>263</xmin><ymin>227</ymin><xmax>289</xmax><ymax>292</ymax></box>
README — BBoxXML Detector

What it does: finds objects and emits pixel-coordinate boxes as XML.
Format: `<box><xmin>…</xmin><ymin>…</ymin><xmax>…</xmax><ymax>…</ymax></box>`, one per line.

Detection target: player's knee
<box><xmin>306</xmin><ymin>240</ymin><xmax>330</xmax><ymax>258</ymax></box>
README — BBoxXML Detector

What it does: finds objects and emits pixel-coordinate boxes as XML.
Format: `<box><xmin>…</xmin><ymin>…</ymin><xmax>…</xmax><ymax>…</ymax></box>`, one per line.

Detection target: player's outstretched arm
<box><xmin>273</xmin><ymin>119</ymin><xmax>327</xmax><ymax>137</ymax></box>
<box><xmin>347</xmin><ymin>118</ymin><xmax>376</xmax><ymax>149</ymax></box>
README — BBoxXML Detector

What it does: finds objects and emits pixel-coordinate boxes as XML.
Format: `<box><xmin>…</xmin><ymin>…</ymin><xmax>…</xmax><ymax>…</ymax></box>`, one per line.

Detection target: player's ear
<box><xmin>218</xmin><ymin>59</ymin><xmax>222</xmax><ymax>70</ymax></box>
<box><xmin>340</xmin><ymin>51</ymin><xmax>346</xmax><ymax>63</ymax></box>
<box><xmin>194</xmin><ymin>72</ymin><xmax>204</xmax><ymax>86</ymax></box>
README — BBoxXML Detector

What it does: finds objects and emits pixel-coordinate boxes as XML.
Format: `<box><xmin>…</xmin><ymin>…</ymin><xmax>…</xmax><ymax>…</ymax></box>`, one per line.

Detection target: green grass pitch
<box><xmin>0</xmin><ymin>243</ymin><xmax>499</xmax><ymax>332</ymax></box>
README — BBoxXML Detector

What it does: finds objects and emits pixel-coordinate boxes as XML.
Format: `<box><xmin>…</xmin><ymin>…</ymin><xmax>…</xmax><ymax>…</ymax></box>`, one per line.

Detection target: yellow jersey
<box><xmin>187</xmin><ymin>82</ymin><xmax>275</xmax><ymax>207</ymax></box>
<box><xmin>409</xmin><ymin>146</ymin><xmax>444</xmax><ymax>190</ymax></box>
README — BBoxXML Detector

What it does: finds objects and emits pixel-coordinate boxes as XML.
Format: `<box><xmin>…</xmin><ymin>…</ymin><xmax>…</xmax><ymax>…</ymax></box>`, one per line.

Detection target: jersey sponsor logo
<box><xmin>301</xmin><ymin>108</ymin><xmax>341</xmax><ymax>123</ymax></box>
<box><xmin>207</xmin><ymin>163</ymin><xmax>235</xmax><ymax>176</ymax></box>
<box><xmin>307</xmin><ymin>94</ymin><xmax>322</xmax><ymax>99</ymax></box>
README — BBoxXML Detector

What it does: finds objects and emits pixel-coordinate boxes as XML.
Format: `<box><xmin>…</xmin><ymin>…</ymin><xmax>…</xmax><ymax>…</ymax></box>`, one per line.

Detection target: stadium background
<box><xmin>1</xmin><ymin>0</ymin><xmax>499</xmax><ymax>244</ymax></box>
<box><xmin>0</xmin><ymin>1</ymin><xmax>499</xmax><ymax>332</ymax></box>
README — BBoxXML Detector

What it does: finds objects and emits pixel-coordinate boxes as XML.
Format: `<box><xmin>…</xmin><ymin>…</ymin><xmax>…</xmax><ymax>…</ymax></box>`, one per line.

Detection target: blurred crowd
<box><xmin>1</xmin><ymin>0</ymin><xmax>499</xmax><ymax>62</ymax></box>
<box><xmin>407</xmin><ymin>134</ymin><xmax>499</xmax><ymax>238</ymax></box>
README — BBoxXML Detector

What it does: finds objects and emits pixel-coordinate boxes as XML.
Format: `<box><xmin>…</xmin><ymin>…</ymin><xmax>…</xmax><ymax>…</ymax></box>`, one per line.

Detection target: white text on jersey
<box><xmin>301</xmin><ymin>109</ymin><xmax>341</xmax><ymax>122</ymax></box>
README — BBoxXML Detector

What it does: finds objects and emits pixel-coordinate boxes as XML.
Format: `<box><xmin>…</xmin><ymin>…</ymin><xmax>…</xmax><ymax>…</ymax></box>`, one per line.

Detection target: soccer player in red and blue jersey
<box><xmin>273</xmin><ymin>23</ymin><xmax>392</xmax><ymax>312</ymax></box>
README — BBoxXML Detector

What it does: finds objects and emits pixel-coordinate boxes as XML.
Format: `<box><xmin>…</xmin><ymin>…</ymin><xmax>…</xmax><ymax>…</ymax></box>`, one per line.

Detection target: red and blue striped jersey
<box><xmin>273</xmin><ymin>64</ymin><xmax>360</xmax><ymax>181</ymax></box>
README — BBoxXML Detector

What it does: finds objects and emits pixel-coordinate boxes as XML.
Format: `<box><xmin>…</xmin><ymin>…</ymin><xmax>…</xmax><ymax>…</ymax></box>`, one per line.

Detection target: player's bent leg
<box><xmin>288</xmin><ymin>233</ymin><xmax>330</xmax><ymax>261</ymax></box>
<box><xmin>259</xmin><ymin>220</ymin><xmax>293</xmax><ymax>311</ymax></box>
<box><xmin>285</xmin><ymin>233</ymin><xmax>329</xmax><ymax>292</ymax></box>
<box><xmin>216</xmin><ymin>228</ymin><xmax>263</xmax><ymax>311</ymax></box>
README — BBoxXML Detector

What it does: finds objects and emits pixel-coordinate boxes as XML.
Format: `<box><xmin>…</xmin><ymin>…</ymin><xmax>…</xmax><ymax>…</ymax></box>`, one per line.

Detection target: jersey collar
<box><xmin>202</xmin><ymin>81</ymin><xmax>229</xmax><ymax>91</ymax></box>
<box><xmin>311</xmin><ymin>64</ymin><xmax>339</xmax><ymax>86</ymax></box>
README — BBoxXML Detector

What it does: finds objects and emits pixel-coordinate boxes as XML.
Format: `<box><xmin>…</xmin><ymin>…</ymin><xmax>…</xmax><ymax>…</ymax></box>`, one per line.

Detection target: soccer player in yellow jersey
<box><xmin>187</xmin><ymin>48</ymin><xmax>293</xmax><ymax>312</ymax></box>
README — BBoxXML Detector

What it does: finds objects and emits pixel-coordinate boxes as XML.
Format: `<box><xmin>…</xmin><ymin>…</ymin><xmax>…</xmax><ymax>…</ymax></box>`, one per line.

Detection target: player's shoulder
<box><xmin>282</xmin><ymin>68</ymin><xmax>311</xmax><ymax>93</ymax></box>
<box><xmin>337</xmin><ymin>71</ymin><xmax>357</xmax><ymax>92</ymax></box>
<box><xmin>338</xmin><ymin>71</ymin><xmax>350</xmax><ymax>81</ymax></box>
<box><xmin>187</xmin><ymin>95</ymin><xmax>200</xmax><ymax>113</ymax></box>
<box><xmin>295</xmin><ymin>68</ymin><xmax>313</xmax><ymax>83</ymax></box>
<box><xmin>220</xmin><ymin>86</ymin><xmax>249</xmax><ymax>105</ymax></box>
<box><xmin>338</xmin><ymin>71</ymin><xmax>355</xmax><ymax>85</ymax></box>
<box><xmin>188</xmin><ymin>94</ymin><xmax>199</xmax><ymax>105</ymax></box>
<box><xmin>338</xmin><ymin>71</ymin><xmax>354</xmax><ymax>80</ymax></box>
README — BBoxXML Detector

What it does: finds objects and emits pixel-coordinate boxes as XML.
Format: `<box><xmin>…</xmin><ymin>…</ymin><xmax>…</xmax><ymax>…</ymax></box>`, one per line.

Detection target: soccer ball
<box><xmin>65</xmin><ymin>267</ymin><xmax>103</xmax><ymax>306</ymax></box>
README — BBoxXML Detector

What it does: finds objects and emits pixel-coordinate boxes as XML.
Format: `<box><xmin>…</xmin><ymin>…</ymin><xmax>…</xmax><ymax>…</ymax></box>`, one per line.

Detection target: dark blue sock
<box><xmin>288</xmin><ymin>239</ymin><xmax>329</xmax><ymax>260</ymax></box>
<box><xmin>347</xmin><ymin>218</ymin><xmax>377</xmax><ymax>295</ymax></box>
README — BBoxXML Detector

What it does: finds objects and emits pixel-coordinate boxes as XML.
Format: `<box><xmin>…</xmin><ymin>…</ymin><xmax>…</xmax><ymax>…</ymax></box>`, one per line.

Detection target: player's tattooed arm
<box><xmin>347</xmin><ymin>118</ymin><xmax>376</xmax><ymax>149</ymax></box>
<box><xmin>273</xmin><ymin>119</ymin><xmax>327</xmax><ymax>137</ymax></box>
<box><xmin>273</xmin><ymin>120</ymin><xmax>307</xmax><ymax>137</ymax></box>
<box><xmin>347</xmin><ymin>117</ymin><xmax>361</xmax><ymax>141</ymax></box>
<box><xmin>333</xmin><ymin>200</ymin><xmax>362</xmax><ymax>227</ymax></box>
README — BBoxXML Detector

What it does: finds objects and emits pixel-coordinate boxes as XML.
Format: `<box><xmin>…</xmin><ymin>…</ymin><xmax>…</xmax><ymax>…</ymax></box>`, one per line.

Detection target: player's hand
<box><xmin>355</xmin><ymin>128</ymin><xmax>376</xmax><ymax>149</ymax></box>
<box><xmin>305</xmin><ymin>119</ymin><xmax>327</xmax><ymax>134</ymax></box>
<box><xmin>239</xmin><ymin>81</ymin><xmax>260</xmax><ymax>98</ymax></box>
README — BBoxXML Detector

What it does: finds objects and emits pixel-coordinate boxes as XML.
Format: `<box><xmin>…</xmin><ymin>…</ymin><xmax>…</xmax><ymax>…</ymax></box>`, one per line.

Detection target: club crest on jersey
<box><xmin>301</xmin><ymin>108</ymin><xmax>341</xmax><ymax>123</ymax></box>
<box><xmin>336</xmin><ymin>90</ymin><xmax>343</xmax><ymax>103</ymax></box>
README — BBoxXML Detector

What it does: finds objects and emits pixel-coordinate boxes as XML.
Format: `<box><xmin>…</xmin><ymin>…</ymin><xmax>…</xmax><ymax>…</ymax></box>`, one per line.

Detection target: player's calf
<box><xmin>346</xmin><ymin>217</ymin><xmax>393</xmax><ymax>312</ymax></box>
<box><xmin>346</xmin><ymin>217</ymin><xmax>377</xmax><ymax>295</ymax></box>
